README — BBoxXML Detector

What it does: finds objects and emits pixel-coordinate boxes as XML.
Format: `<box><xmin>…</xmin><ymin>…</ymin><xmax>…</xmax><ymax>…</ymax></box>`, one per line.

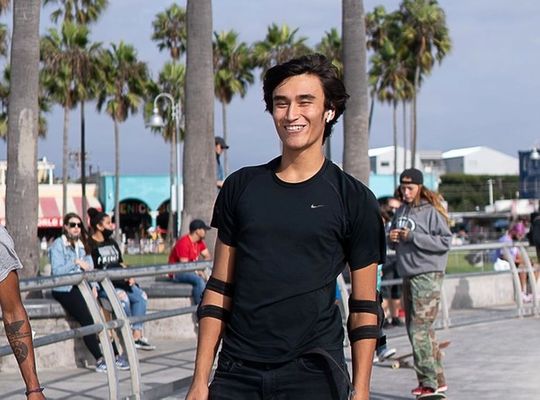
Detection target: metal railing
<box><xmin>378</xmin><ymin>241</ymin><xmax>539</xmax><ymax>328</ymax></box>
<box><xmin>0</xmin><ymin>261</ymin><xmax>211</xmax><ymax>400</ymax></box>
<box><xmin>1</xmin><ymin>241</ymin><xmax>538</xmax><ymax>399</ymax></box>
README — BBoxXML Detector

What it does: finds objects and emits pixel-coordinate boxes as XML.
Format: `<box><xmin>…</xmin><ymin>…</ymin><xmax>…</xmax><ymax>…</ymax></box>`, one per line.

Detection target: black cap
<box><xmin>215</xmin><ymin>136</ymin><xmax>229</xmax><ymax>149</ymax></box>
<box><xmin>400</xmin><ymin>168</ymin><xmax>423</xmax><ymax>185</ymax></box>
<box><xmin>189</xmin><ymin>219</ymin><xmax>212</xmax><ymax>232</ymax></box>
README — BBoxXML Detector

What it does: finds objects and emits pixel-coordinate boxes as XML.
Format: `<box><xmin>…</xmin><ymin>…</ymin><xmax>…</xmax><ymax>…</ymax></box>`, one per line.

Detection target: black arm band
<box><xmin>196</xmin><ymin>304</ymin><xmax>231</xmax><ymax>322</ymax></box>
<box><xmin>206</xmin><ymin>276</ymin><xmax>235</xmax><ymax>297</ymax></box>
<box><xmin>348</xmin><ymin>325</ymin><xmax>380</xmax><ymax>342</ymax></box>
<box><xmin>348</xmin><ymin>297</ymin><xmax>379</xmax><ymax>315</ymax></box>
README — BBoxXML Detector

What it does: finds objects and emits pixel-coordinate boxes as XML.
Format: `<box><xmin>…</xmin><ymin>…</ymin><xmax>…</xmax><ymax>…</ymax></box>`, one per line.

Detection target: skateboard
<box><xmin>383</xmin><ymin>340</ymin><xmax>451</xmax><ymax>369</ymax></box>
<box><xmin>416</xmin><ymin>393</ymin><xmax>447</xmax><ymax>400</ymax></box>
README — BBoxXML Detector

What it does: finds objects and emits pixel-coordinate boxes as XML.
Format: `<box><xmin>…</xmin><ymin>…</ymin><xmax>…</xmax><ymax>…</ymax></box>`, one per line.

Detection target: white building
<box><xmin>442</xmin><ymin>146</ymin><xmax>518</xmax><ymax>175</ymax></box>
<box><xmin>369</xmin><ymin>146</ymin><xmax>421</xmax><ymax>174</ymax></box>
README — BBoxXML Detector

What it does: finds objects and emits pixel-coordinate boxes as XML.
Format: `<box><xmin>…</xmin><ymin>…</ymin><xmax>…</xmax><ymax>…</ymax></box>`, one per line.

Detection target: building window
<box><xmin>381</xmin><ymin>161</ymin><xmax>390</xmax><ymax>167</ymax></box>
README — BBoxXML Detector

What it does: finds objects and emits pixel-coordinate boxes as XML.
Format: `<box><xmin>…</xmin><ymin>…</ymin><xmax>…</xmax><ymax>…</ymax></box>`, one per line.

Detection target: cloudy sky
<box><xmin>2</xmin><ymin>0</ymin><xmax>538</xmax><ymax>177</ymax></box>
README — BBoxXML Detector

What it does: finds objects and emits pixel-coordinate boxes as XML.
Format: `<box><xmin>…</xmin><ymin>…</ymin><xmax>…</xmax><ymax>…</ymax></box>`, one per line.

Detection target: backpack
<box><xmin>530</xmin><ymin>217</ymin><xmax>540</xmax><ymax>247</ymax></box>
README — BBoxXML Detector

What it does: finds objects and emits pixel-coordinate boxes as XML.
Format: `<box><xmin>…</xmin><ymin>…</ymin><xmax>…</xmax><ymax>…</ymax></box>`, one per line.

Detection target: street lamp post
<box><xmin>148</xmin><ymin>93</ymin><xmax>182</xmax><ymax>239</ymax></box>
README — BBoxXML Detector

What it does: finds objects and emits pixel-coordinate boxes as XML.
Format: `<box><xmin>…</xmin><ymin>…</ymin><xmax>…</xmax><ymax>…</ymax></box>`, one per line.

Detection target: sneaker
<box><xmin>134</xmin><ymin>337</ymin><xmax>156</xmax><ymax>351</ymax></box>
<box><xmin>382</xmin><ymin>319</ymin><xmax>392</xmax><ymax>329</ymax></box>
<box><xmin>411</xmin><ymin>386</ymin><xmax>423</xmax><ymax>396</ymax></box>
<box><xmin>372</xmin><ymin>354</ymin><xmax>380</xmax><ymax>363</ymax></box>
<box><xmin>95</xmin><ymin>358</ymin><xmax>107</xmax><ymax>373</ymax></box>
<box><xmin>437</xmin><ymin>384</ymin><xmax>448</xmax><ymax>393</ymax></box>
<box><xmin>378</xmin><ymin>347</ymin><xmax>396</xmax><ymax>361</ymax></box>
<box><xmin>521</xmin><ymin>292</ymin><xmax>533</xmax><ymax>303</ymax></box>
<box><xmin>115</xmin><ymin>355</ymin><xmax>130</xmax><ymax>371</ymax></box>
<box><xmin>412</xmin><ymin>385</ymin><xmax>438</xmax><ymax>396</ymax></box>
<box><xmin>391</xmin><ymin>318</ymin><xmax>404</xmax><ymax>327</ymax></box>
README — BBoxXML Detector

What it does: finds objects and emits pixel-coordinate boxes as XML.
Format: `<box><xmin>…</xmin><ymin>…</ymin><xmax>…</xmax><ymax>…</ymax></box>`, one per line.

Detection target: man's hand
<box><xmin>185</xmin><ymin>382</ymin><xmax>209</xmax><ymax>400</ymax></box>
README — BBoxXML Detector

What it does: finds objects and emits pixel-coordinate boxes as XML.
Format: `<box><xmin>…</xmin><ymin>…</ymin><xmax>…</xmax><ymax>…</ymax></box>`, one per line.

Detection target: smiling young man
<box><xmin>186</xmin><ymin>54</ymin><xmax>385</xmax><ymax>400</ymax></box>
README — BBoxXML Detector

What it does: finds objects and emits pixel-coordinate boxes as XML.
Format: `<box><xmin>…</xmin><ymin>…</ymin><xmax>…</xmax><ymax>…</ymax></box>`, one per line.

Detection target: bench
<box><xmin>0</xmin><ymin>278</ymin><xmax>198</xmax><ymax>372</ymax></box>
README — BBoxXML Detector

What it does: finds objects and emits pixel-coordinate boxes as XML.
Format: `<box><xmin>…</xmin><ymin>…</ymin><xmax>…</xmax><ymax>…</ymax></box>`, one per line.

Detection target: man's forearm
<box><xmin>191</xmin><ymin>317</ymin><xmax>226</xmax><ymax>386</ymax></box>
<box><xmin>4</xmin><ymin>309</ymin><xmax>41</xmax><ymax>390</ymax></box>
<box><xmin>351</xmin><ymin>338</ymin><xmax>376</xmax><ymax>399</ymax></box>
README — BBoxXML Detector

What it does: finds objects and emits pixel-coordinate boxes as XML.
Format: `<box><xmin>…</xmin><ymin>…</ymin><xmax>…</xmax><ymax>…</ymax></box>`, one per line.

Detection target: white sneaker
<box><xmin>521</xmin><ymin>292</ymin><xmax>533</xmax><ymax>303</ymax></box>
<box><xmin>378</xmin><ymin>347</ymin><xmax>396</xmax><ymax>361</ymax></box>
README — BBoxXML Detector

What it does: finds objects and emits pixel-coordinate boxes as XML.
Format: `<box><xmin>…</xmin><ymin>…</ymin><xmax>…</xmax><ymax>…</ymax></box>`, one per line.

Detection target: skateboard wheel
<box><xmin>391</xmin><ymin>361</ymin><xmax>400</xmax><ymax>369</ymax></box>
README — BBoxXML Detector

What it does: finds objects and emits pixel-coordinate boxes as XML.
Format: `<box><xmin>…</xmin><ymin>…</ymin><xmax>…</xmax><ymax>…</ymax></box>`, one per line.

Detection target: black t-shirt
<box><xmin>211</xmin><ymin>157</ymin><xmax>386</xmax><ymax>363</ymax></box>
<box><xmin>88</xmin><ymin>237</ymin><xmax>129</xmax><ymax>291</ymax></box>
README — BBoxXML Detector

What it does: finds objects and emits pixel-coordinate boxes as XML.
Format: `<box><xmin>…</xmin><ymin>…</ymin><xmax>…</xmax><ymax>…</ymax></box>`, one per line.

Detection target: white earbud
<box><xmin>326</xmin><ymin>112</ymin><xmax>334</xmax><ymax>123</ymax></box>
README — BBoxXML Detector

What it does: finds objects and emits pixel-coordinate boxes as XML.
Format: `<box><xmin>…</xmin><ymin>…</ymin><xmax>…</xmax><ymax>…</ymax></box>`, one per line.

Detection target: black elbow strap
<box><xmin>206</xmin><ymin>276</ymin><xmax>235</xmax><ymax>297</ymax></box>
<box><xmin>196</xmin><ymin>304</ymin><xmax>230</xmax><ymax>322</ymax></box>
<box><xmin>348</xmin><ymin>298</ymin><xmax>379</xmax><ymax>315</ymax></box>
<box><xmin>348</xmin><ymin>325</ymin><xmax>380</xmax><ymax>342</ymax></box>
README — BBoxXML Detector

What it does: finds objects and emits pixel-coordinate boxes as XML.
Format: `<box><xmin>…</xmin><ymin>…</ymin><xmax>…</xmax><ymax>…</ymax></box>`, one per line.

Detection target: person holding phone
<box><xmin>389</xmin><ymin>169</ymin><xmax>452</xmax><ymax>397</ymax></box>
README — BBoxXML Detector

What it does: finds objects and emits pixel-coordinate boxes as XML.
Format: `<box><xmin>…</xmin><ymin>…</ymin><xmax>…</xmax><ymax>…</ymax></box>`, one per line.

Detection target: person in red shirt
<box><xmin>168</xmin><ymin>219</ymin><xmax>212</xmax><ymax>304</ymax></box>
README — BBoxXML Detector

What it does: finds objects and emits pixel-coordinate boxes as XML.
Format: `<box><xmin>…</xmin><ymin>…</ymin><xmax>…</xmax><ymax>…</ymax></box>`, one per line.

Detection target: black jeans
<box><xmin>52</xmin><ymin>286</ymin><xmax>103</xmax><ymax>361</ymax></box>
<box><xmin>209</xmin><ymin>349</ymin><xmax>350</xmax><ymax>400</ymax></box>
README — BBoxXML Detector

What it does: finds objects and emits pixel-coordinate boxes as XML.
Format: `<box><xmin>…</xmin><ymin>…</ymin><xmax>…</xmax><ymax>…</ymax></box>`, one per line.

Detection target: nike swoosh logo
<box><xmin>310</xmin><ymin>204</ymin><xmax>326</xmax><ymax>209</ymax></box>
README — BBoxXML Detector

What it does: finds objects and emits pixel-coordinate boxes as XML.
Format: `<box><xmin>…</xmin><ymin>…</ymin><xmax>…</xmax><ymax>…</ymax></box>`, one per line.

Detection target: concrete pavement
<box><xmin>1</xmin><ymin>316</ymin><xmax>539</xmax><ymax>399</ymax></box>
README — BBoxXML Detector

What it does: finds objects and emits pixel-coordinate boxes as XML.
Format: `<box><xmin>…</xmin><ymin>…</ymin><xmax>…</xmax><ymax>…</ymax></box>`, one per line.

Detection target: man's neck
<box><xmin>276</xmin><ymin>148</ymin><xmax>325</xmax><ymax>183</ymax></box>
<box><xmin>188</xmin><ymin>232</ymin><xmax>199</xmax><ymax>243</ymax></box>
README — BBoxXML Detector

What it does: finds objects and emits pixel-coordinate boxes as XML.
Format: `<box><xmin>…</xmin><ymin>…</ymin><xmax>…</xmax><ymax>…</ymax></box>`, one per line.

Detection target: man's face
<box><xmin>271</xmin><ymin>73</ymin><xmax>330</xmax><ymax>153</ymax></box>
<box><xmin>215</xmin><ymin>144</ymin><xmax>224</xmax><ymax>155</ymax></box>
<box><xmin>198</xmin><ymin>228</ymin><xmax>207</xmax><ymax>240</ymax></box>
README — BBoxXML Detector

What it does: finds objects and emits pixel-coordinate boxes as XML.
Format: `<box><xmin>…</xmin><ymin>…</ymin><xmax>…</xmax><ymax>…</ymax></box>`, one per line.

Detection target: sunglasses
<box><xmin>68</xmin><ymin>222</ymin><xmax>82</xmax><ymax>228</ymax></box>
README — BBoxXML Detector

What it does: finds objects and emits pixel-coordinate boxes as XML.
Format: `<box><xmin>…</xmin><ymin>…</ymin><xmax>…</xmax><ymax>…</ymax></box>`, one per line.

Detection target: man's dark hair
<box><xmin>263</xmin><ymin>54</ymin><xmax>349</xmax><ymax>142</ymax></box>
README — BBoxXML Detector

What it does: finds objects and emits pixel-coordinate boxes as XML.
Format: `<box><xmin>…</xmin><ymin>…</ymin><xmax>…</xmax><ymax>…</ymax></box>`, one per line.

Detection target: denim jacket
<box><xmin>49</xmin><ymin>235</ymin><xmax>94</xmax><ymax>292</ymax></box>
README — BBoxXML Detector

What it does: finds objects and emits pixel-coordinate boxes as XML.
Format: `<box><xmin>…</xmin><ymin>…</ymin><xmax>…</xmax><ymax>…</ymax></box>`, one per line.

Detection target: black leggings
<box><xmin>52</xmin><ymin>286</ymin><xmax>103</xmax><ymax>361</ymax></box>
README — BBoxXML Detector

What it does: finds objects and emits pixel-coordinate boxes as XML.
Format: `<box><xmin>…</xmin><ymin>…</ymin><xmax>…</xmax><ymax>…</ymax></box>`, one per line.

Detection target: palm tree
<box><xmin>342</xmin><ymin>0</ymin><xmax>370</xmax><ymax>184</ymax></box>
<box><xmin>367</xmin><ymin>6</ymin><xmax>414</xmax><ymax>183</ymax></box>
<box><xmin>151</xmin><ymin>3</ymin><xmax>187</xmax><ymax>62</ymax></box>
<box><xmin>6</xmin><ymin>0</ymin><xmax>41</xmax><ymax>278</ymax></box>
<box><xmin>369</xmin><ymin>48</ymin><xmax>411</xmax><ymax>187</ymax></box>
<box><xmin>400</xmin><ymin>0</ymin><xmax>451</xmax><ymax>167</ymax></box>
<box><xmin>96</xmin><ymin>41</ymin><xmax>149</xmax><ymax>239</ymax></box>
<box><xmin>0</xmin><ymin>66</ymin><xmax>51</xmax><ymax>139</ymax></box>
<box><xmin>182</xmin><ymin>0</ymin><xmax>215</xmax><ymax>237</ymax></box>
<box><xmin>43</xmin><ymin>0</ymin><xmax>108</xmax><ymax>25</ymax></box>
<box><xmin>41</xmin><ymin>21</ymin><xmax>101</xmax><ymax>216</ymax></box>
<box><xmin>315</xmin><ymin>28</ymin><xmax>342</xmax><ymax>160</ymax></box>
<box><xmin>145</xmin><ymin>62</ymin><xmax>185</xmax><ymax>245</ymax></box>
<box><xmin>44</xmin><ymin>0</ymin><xmax>108</xmax><ymax>217</ymax></box>
<box><xmin>252</xmin><ymin>23</ymin><xmax>311</xmax><ymax>77</ymax></box>
<box><xmin>316</xmin><ymin>28</ymin><xmax>343</xmax><ymax>77</ymax></box>
<box><xmin>213</xmin><ymin>30</ymin><xmax>254</xmax><ymax>175</ymax></box>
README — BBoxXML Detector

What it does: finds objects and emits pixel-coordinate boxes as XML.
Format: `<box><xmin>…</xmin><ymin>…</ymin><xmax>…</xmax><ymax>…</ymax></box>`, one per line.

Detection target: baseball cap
<box><xmin>215</xmin><ymin>136</ymin><xmax>229</xmax><ymax>149</ymax></box>
<box><xmin>189</xmin><ymin>219</ymin><xmax>212</xmax><ymax>232</ymax></box>
<box><xmin>400</xmin><ymin>168</ymin><xmax>424</xmax><ymax>185</ymax></box>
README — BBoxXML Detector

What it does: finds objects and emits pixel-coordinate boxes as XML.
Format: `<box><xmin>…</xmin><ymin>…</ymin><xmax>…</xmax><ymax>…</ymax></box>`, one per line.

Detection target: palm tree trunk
<box><xmin>183</xmin><ymin>0</ymin><xmax>215</xmax><ymax>242</ymax></box>
<box><xmin>114</xmin><ymin>118</ymin><xmax>121</xmax><ymax>241</ymax></box>
<box><xmin>167</xmin><ymin>126</ymin><xmax>175</xmax><ymax>247</ymax></box>
<box><xmin>221</xmin><ymin>101</ymin><xmax>228</xmax><ymax>176</ymax></box>
<box><xmin>6</xmin><ymin>0</ymin><xmax>40</xmax><ymax>278</ymax></box>
<box><xmin>402</xmin><ymin>100</ymin><xmax>407</xmax><ymax>170</ymax></box>
<box><xmin>62</xmin><ymin>104</ymin><xmax>70</xmax><ymax>217</ymax></box>
<box><xmin>411</xmin><ymin>64</ymin><xmax>420</xmax><ymax>169</ymax></box>
<box><xmin>342</xmin><ymin>0</ymin><xmax>369</xmax><ymax>184</ymax></box>
<box><xmin>392</xmin><ymin>101</ymin><xmax>398</xmax><ymax>189</ymax></box>
<box><xmin>368</xmin><ymin>92</ymin><xmax>375</xmax><ymax>133</ymax></box>
<box><xmin>81</xmin><ymin>101</ymin><xmax>87</xmax><ymax>218</ymax></box>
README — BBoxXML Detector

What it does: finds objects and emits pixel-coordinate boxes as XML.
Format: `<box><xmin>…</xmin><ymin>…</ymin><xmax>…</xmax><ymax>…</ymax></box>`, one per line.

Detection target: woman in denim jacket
<box><xmin>49</xmin><ymin>213</ymin><xmax>128</xmax><ymax>372</ymax></box>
